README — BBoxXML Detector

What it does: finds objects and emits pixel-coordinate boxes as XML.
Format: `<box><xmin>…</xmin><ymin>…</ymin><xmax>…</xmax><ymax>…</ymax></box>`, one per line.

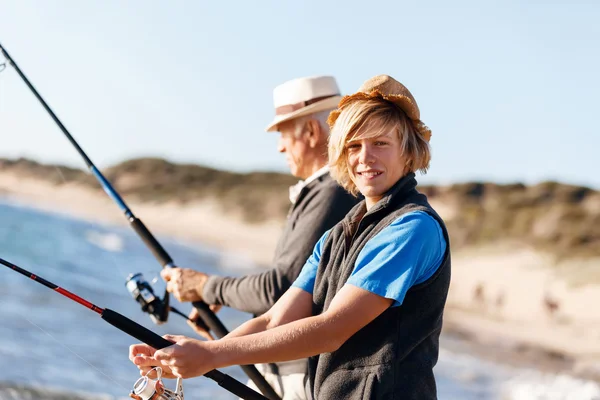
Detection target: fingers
<box><xmin>152</xmin><ymin>338</ymin><xmax>209</xmax><ymax>379</ymax></box>
<box><xmin>188</xmin><ymin>308</ymin><xmax>200</xmax><ymax>320</ymax></box>
<box><xmin>154</xmin><ymin>345</ymin><xmax>179</xmax><ymax>366</ymax></box>
<box><xmin>162</xmin><ymin>269</ymin><xmax>179</xmax><ymax>298</ymax></box>
<box><xmin>161</xmin><ymin>268</ymin><xmax>207</xmax><ymax>303</ymax></box>
<box><xmin>160</xmin><ymin>268</ymin><xmax>174</xmax><ymax>282</ymax></box>
<box><xmin>163</xmin><ymin>269</ymin><xmax>181</xmax><ymax>299</ymax></box>
<box><xmin>166</xmin><ymin>280</ymin><xmax>176</xmax><ymax>296</ymax></box>
<box><xmin>129</xmin><ymin>337</ymin><xmax>179</xmax><ymax>366</ymax></box>
<box><xmin>210</xmin><ymin>304</ymin><xmax>222</xmax><ymax>313</ymax></box>
<box><xmin>132</xmin><ymin>353</ymin><xmax>158</xmax><ymax>367</ymax></box>
<box><xmin>129</xmin><ymin>344</ymin><xmax>156</xmax><ymax>361</ymax></box>
<box><xmin>129</xmin><ymin>339</ymin><xmax>183</xmax><ymax>380</ymax></box>
<box><xmin>163</xmin><ymin>334</ymin><xmax>187</xmax><ymax>343</ymax></box>
<box><xmin>129</xmin><ymin>343</ymin><xmax>161</xmax><ymax>368</ymax></box>
<box><xmin>186</xmin><ymin>309</ymin><xmax>214</xmax><ymax>340</ymax></box>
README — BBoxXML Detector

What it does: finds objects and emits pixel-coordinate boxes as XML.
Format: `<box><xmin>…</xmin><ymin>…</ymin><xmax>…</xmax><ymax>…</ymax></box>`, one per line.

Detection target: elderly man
<box><xmin>161</xmin><ymin>76</ymin><xmax>359</xmax><ymax>399</ymax></box>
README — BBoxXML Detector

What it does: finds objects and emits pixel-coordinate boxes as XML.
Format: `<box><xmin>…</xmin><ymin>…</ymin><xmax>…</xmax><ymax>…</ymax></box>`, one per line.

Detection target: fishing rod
<box><xmin>0</xmin><ymin>256</ymin><xmax>268</xmax><ymax>400</ymax></box>
<box><xmin>0</xmin><ymin>41</ymin><xmax>280</xmax><ymax>400</ymax></box>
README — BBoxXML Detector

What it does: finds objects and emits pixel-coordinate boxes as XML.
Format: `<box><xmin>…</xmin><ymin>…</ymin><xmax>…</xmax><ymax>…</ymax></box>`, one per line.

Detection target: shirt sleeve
<box><xmin>291</xmin><ymin>230</ymin><xmax>330</xmax><ymax>294</ymax></box>
<box><xmin>201</xmin><ymin>181</ymin><xmax>357</xmax><ymax>315</ymax></box>
<box><xmin>346</xmin><ymin>211</ymin><xmax>446</xmax><ymax>307</ymax></box>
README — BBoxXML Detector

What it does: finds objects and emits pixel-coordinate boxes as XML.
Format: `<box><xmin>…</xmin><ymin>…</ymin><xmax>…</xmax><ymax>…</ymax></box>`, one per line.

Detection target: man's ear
<box><xmin>305</xmin><ymin>119</ymin><xmax>322</xmax><ymax>148</ymax></box>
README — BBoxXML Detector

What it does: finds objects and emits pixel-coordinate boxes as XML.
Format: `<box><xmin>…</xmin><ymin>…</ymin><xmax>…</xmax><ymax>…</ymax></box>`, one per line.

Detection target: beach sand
<box><xmin>445</xmin><ymin>247</ymin><xmax>600</xmax><ymax>380</ymax></box>
<box><xmin>0</xmin><ymin>172</ymin><xmax>283</xmax><ymax>266</ymax></box>
<box><xmin>2</xmin><ymin>171</ymin><xmax>599</xmax><ymax>380</ymax></box>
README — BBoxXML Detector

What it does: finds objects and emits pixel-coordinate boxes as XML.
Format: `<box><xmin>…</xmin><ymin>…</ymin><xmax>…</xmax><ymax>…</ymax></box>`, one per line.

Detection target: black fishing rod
<box><xmin>0</xmin><ymin>256</ymin><xmax>268</xmax><ymax>400</ymax></box>
<box><xmin>0</xmin><ymin>41</ymin><xmax>280</xmax><ymax>400</ymax></box>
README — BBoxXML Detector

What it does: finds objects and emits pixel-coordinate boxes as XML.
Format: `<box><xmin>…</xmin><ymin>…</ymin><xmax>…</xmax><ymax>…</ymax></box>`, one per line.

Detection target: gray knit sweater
<box><xmin>202</xmin><ymin>174</ymin><xmax>359</xmax><ymax>315</ymax></box>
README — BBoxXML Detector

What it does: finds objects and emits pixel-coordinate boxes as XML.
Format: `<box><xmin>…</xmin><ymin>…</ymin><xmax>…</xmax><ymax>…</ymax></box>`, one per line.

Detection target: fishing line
<box><xmin>16</xmin><ymin>310</ymin><xmax>129</xmax><ymax>392</ymax></box>
<box><xmin>0</xmin><ymin>41</ymin><xmax>280</xmax><ymax>399</ymax></box>
<box><xmin>0</xmin><ymin>62</ymin><xmax>5</xmax><ymax>139</ymax></box>
<box><xmin>0</xmin><ymin>49</ymin><xmax>154</xmax><ymax>393</ymax></box>
<box><xmin>53</xmin><ymin>163</ymin><xmax>146</xmax><ymax>280</ymax></box>
<box><xmin>0</xmin><ymin>256</ymin><xmax>269</xmax><ymax>400</ymax></box>
<box><xmin>32</xmin><ymin>163</ymin><xmax>203</xmax><ymax>332</ymax></box>
<box><xmin>0</xmin><ymin>48</ymin><xmax>136</xmax><ymax>395</ymax></box>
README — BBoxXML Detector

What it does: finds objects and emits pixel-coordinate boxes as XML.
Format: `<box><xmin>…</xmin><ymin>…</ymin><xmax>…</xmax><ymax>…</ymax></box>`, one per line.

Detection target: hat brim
<box><xmin>327</xmin><ymin>91</ymin><xmax>431</xmax><ymax>142</ymax></box>
<box><xmin>265</xmin><ymin>95</ymin><xmax>343</xmax><ymax>132</ymax></box>
<box><xmin>327</xmin><ymin>91</ymin><xmax>420</xmax><ymax>127</ymax></box>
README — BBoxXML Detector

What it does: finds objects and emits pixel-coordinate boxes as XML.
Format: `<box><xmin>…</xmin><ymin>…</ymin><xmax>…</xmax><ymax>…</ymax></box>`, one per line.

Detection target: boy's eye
<box><xmin>374</xmin><ymin>141</ymin><xmax>387</xmax><ymax>146</ymax></box>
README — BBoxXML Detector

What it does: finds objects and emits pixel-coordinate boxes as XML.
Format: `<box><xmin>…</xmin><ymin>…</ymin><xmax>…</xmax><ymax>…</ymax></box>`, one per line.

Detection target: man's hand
<box><xmin>187</xmin><ymin>306</ymin><xmax>222</xmax><ymax>340</ymax></box>
<box><xmin>161</xmin><ymin>268</ymin><xmax>209</xmax><ymax>303</ymax></box>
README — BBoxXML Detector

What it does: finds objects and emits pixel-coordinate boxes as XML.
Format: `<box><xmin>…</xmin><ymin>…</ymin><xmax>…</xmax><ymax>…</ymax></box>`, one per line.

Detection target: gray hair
<box><xmin>293</xmin><ymin>109</ymin><xmax>334</xmax><ymax>138</ymax></box>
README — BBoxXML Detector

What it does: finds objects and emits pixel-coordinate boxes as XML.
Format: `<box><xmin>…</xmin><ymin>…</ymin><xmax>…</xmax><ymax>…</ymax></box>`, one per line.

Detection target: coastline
<box><xmin>0</xmin><ymin>172</ymin><xmax>282</xmax><ymax>267</ymax></box>
<box><xmin>1</xmin><ymin>172</ymin><xmax>599</xmax><ymax>382</ymax></box>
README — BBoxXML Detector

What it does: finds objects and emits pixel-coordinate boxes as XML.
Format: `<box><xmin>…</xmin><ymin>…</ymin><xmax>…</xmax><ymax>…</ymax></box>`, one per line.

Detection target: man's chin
<box><xmin>289</xmin><ymin>167</ymin><xmax>302</xmax><ymax>178</ymax></box>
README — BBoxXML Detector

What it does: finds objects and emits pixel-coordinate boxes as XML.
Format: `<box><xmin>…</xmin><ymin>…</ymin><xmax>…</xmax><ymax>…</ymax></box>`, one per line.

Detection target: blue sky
<box><xmin>1</xmin><ymin>1</ymin><xmax>598</xmax><ymax>188</ymax></box>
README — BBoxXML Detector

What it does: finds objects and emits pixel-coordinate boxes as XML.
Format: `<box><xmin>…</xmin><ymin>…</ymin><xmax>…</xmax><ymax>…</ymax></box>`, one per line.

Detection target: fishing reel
<box><xmin>130</xmin><ymin>367</ymin><xmax>183</xmax><ymax>400</ymax></box>
<box><xmin>126</xmin><ymin>272</ymin><xmax>170</xmax><ymax>325</ymax></box>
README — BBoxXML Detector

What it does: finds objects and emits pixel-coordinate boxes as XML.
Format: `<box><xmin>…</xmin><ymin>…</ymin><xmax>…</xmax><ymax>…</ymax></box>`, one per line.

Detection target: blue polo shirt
<box><xmin>292</xmin><ymin>211</ymin><xmax>446</xmax><ymax>307</ymax></box>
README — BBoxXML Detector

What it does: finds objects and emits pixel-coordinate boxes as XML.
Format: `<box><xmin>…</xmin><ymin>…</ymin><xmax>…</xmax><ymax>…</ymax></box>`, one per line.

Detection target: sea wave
<box><xmin>0</xmin><ymin>382</ymin><xmax>126</xmax><ymax>400</ymax></box>
<box><xmin>501</xmin><ymin>370</ymin><xmax>600</xmax><ymax>400</ymax></box>
<box><xmin>85</xmin><ymin>230</ymin><xmax>124</xmax><ymax>252</ymax></box>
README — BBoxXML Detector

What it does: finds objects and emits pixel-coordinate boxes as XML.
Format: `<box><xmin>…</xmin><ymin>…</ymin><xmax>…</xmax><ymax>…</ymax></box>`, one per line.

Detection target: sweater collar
<box><xmin>343</xmin><ymin>173</ymin><xmax>418</xmax><ymax>228</ymax></box>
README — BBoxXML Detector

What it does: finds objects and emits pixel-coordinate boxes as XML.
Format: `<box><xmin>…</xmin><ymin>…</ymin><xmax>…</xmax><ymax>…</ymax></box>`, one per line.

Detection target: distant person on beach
<box><xmin>131</xmin><ymin>75</ymin><xmax>451</xmax><ymax>399</ymax></box>
<box><xmin>160</xmin><ymin>75</ymin><xmax>359</xmax><ymax>399</ymax></box>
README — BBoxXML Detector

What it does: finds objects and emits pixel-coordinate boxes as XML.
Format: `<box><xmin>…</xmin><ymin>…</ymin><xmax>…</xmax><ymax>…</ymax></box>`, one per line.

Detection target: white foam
<box><xmin>85</xmin><ymin>230</ymin><xmax>124</xmax><ymax>252</ymax></box>
<box><xmin>502</xmin><ymin>370</ymin><xmax>600</xmax><ymax>400</ymax></box>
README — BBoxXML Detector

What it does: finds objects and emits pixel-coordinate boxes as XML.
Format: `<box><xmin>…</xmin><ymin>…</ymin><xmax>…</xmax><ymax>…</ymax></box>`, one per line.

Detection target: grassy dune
<box><xmin>2</xmin><ymin>157</ymin><xmax>598</xmax><ymax>259</ymax></box>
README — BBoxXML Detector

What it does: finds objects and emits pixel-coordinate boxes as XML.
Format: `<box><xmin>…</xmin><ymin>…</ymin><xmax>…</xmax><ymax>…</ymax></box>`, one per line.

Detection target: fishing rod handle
<box><xmin>205</xmin><ymin>370</ymin><xmax>270</xmax><ymax>400</ymax></box>
<box><xmin>1</xmin><ymin>42</ymin><xmax>276</xmax><ymax>399</ymax></box>
<box><xmin>192</xmin><ymin>301</ymin><xmax>230</xmax><ymax>338</ymax></box>
<box><xmin>101</xmin><ymin>309</ymin><xmax>269</xmax><ymax>400</ymax></box>
<box><xmin>102</xmin><ymin>309</ymin><xmax>174</xmax><ymax>349</ymax></box>
<box><xmin>192</xmin><ymin>302</ymin><xmax>281</xmax><ymax>400</ymax></box>
<box><xmin>132</xmin><ymin>218</ymin><xmax>279</xmax><ymax>396</ymax></box>
<box><xmin>129</xmin><ymin>217</ymin><xmax>173</xmax><ymax>267</ymax></box>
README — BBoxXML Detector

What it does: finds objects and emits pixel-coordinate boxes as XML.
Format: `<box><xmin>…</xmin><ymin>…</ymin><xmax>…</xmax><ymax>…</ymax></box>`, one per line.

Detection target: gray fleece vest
<box><xmin>307</xmin><ymin>173</ymin><xmax>451</xmax><ymax>400</ymax></box>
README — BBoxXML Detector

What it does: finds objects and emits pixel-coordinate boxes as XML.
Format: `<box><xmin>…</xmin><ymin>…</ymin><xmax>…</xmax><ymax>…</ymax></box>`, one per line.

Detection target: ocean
<box><xmin>0</xmin><ymin>199</ymin><xmax>598</xmax><ymax>400</ymax></box>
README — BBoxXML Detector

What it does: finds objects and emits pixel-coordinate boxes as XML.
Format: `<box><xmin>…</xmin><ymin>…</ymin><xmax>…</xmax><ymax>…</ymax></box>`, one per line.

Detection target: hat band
<box><xmin>275</xmin><ymin>94</ymin><xmax>339</xmax><ymax>116</ymax></box>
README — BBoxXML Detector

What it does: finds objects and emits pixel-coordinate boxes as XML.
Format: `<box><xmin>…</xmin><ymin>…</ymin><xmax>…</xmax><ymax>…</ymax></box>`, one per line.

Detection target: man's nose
<box><xmin>277</xmin><ymin>138</ymin><xmax>286</xmax><ymax>153</ymax></box>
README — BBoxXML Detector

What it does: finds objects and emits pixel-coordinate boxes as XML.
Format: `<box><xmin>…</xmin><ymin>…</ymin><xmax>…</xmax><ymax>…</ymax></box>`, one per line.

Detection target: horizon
<box><xmin>1</xmin><ymin>1</ymin><xmax>598</xmax><ymax>189</ymax></box>
<box><xmin>2</xmin><ymin>154</ymin><xmax>596</xmax><ymax>191</ymax></box>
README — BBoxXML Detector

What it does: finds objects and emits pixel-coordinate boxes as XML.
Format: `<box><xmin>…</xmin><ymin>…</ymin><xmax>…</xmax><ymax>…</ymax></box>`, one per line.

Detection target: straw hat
<box><xmin>327</xmin><ymin>75</ymin><xmax>431</xmax><ymax>142</ymax></box>
<box><xmin>265</xmin><ymin>76</ymin><xmax>342</xmax><ymax>132</ymax></box>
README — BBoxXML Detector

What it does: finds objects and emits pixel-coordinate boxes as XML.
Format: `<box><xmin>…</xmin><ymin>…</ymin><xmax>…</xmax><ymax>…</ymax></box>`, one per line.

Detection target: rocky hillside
<box><xmin>1</xmin><ymin>157</ymin><xmax>598</xmax><ymax>258</ymax></box>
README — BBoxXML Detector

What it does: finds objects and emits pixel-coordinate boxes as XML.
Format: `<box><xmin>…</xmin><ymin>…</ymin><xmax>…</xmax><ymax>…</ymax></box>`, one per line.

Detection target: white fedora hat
<box><xmin>265</xmin><ymin>75</ymin><xmax>342</xmax><ymax>132</ymax></box>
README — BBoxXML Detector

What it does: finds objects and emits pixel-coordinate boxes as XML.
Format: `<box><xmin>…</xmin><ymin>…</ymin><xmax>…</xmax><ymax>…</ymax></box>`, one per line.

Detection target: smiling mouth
<box><xmin>358</xmin><ymin>171</ymin><xmax>382</xmax><ymax>178</ymax></box>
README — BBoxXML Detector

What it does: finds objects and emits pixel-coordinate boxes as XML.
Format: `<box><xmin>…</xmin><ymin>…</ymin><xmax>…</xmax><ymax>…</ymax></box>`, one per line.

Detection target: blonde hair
<box><xmin>328</xmin><ymin>98</ymin><xmax>431</xmax><ymax>195</ymax></box>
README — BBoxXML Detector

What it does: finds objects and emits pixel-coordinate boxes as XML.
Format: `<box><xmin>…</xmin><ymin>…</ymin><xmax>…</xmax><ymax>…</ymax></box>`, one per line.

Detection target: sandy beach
<box><xmin>0</xmin><ymin>172</ymin><xmax>283</xmax><ymax>266</ymax></box>
<box><xmin>2</xmin><ymin>171</ymin><xmax>599</xmax><ymax>381</ymax></box>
